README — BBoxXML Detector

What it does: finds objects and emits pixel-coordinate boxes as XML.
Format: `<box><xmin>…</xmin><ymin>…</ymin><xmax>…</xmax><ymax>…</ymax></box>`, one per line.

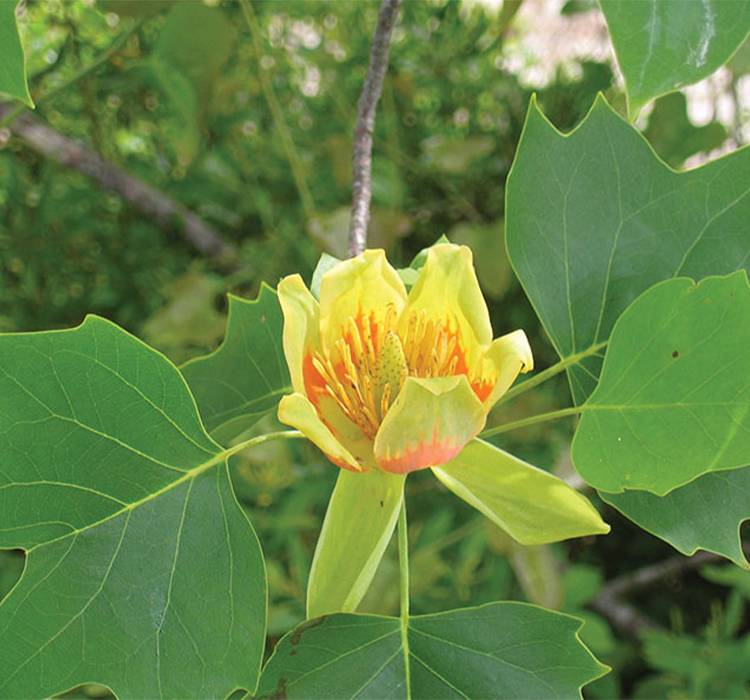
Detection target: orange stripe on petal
<box><xmin>377</xmin><ymin>429</ymin><xmax>464</xmax><ymax>474</ymax></box>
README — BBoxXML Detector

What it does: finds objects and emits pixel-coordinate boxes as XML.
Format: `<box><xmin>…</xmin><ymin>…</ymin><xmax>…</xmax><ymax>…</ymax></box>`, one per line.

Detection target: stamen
<box><xmin>308</xmin><ymin>310</ymin><xmax>491</xmax><ymax>441</ymax></box>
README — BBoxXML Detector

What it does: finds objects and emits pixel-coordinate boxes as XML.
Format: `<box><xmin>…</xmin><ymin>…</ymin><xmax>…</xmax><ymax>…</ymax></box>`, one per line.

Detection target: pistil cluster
<box><xmin>307</xmin><ymin>305</ymin><xmax>482</xmax><ymax>439</ymax></box>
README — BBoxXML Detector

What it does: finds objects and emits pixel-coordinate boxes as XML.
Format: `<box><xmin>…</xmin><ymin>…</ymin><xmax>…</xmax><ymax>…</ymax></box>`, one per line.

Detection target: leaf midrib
<box><xmin>24</xmin><ymin>430</ymin><xmax>297</xmax><ymax>554</ymax></box>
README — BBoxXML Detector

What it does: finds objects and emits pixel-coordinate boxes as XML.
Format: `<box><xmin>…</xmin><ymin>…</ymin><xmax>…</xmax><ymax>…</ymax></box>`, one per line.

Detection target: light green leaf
<box><xmin>572</xmin><ymin>273</ymin><xmax>750</xmax><ymax>495</ymax></box>
<box><xmin>0</xmin><ymin>0</ymin><xmax>33</xmax><ymax>107</ymax></box>
<box><xmin>601</xmin><ymin>467</ymin><xmax>750</xmax><ymax>568</ymax></box>
<box><xmin>433</xmin><ymin>439</ymin><xmax>609</xmax><ymax>544</ymax></box>
<box><xmin>506</xmin><ymin>95</ymin><xmax>750</xmax><ymax>404</ymax></box>
<box><xmin>600</xmin><ymin>0</ymin><xmax>750</xmax><ymax>117</ymax></box>
<box><xmin>311</xmin><ymin>253</ymin><xmax>342</xmax><ymax>299</ymax></box>
<box><xmin>307</xmin><ymin>468</ymin><xmax>404</xmax><ymax>619</ymax></box>
<box><xmin>257</xmin><ymin>602</ymin><xmax>608</xmax><ymax>699</ymax></box>
<box><xmin>0</xmin><ymin>317</ymin><xmax>266</xmax><ymax>698</ymax></box>
<box><xmin>181</xmin><ymin>285</ymin><xmax>291</xmax><ymax>445</ymax></box>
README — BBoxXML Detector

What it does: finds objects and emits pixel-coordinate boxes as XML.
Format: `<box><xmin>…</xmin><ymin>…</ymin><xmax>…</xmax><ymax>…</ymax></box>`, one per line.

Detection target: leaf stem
<box><xmin>225</xmin><ymin>429</ymin><xmax>304</xmax><ymax>461</ymax></box>
<box><xmin>480</xmin><ymin>406</ymin><xmax>583</xmax><ymax>438</ymax></box>
<box><xmin>0</xmin><ymin>17</ymin><xmax>145</xmax><ymax>129</ymax></box>
<box><xmin>397</xmin><ymin>497</ymin><xmax>411</xmax><ymax>697</ymax></box>
<box><xmin>492</xmin><ymin>341</ymin><xmax>608</xmax><ymax>408</ymax></box>
<box><xmin>240</xmin><ymin>0</ymin><xmax>316</xmax><ymax>221</ymax></box>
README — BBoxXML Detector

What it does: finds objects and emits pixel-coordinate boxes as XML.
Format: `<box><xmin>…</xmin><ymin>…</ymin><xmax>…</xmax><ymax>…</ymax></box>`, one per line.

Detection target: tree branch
<box><xmin>348</xmin><ymin>0</ymin><xmax>401</xmax><ymax>257</ymax></box>
<box><xmin>0</xmin><ymin>105</ymin><xmax>236</xmax><ymax>259</ymax></box>
<box><xmin>588</xmin><ymin>546</ymin><xmax>749</xmax><ymax>638</ymax></box>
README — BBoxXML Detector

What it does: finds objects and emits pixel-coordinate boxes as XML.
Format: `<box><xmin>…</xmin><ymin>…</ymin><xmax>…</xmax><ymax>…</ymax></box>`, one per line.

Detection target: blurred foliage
<box><xmin>1</xmin><ymin>1</ymin><xmax>747</xmax><ymax>697</ymax></box>
<box><xmin>644</xmin><ymin>92</ymin><xmax>727</xmax><ymax>168</ymax></box>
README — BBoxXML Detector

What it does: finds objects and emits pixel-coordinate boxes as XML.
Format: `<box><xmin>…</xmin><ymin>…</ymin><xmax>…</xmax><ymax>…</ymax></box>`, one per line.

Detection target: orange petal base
<box><xmin>377</xmin><ymin>430</ymin><xmax>463</xmax><ymax>474</ymax></box>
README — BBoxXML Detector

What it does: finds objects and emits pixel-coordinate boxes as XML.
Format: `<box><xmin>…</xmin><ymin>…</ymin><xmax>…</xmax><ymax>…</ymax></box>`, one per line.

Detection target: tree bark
<box><xmin>348</xmin><ymin>0</ymin><xmax>401</xmax><ymax>257</ymax></box>
<box><xmin>0</xmin><ymin>104</ymin><xmax>236</xmax><ymax>260</ymax></box>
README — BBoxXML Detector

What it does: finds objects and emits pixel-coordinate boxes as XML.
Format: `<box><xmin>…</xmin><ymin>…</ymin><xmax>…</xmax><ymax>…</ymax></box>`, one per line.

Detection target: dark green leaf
<box><xmin>0</xmin><ymin>317</ymin><xmax>266</xmax><ymax>699</ymax></box>
<box><xmin>0</xmin><ymin>0</ymin><xmax>33</xmax><ymax>106</ymax></box>
<box><xmin>181</xmin><ymin>285</ymin><xmax>290</xmax><ymax>444</ymax></box>
<box><xmin>572</xmin><ymin>273</ymin><xmax>750</xmax><ymax>495</ymax></box>
<box><xmin>600</xmin><ymin>0</ymin><xmax>750</xmax><ymax>117</ymax></box>
<box><xmin>602</xmin><ymin>468</ymin><xmax>750</xmax><ymax>568</ymax></box>
<box><xmin>506</xmin><ymin>95</ymin><xmax>750</xmax><ymax>404</ymax></box>
<box><xmin>257</xmin><ymin>603</ymin><xmax>607</xmax><ymax>699</ymax></box>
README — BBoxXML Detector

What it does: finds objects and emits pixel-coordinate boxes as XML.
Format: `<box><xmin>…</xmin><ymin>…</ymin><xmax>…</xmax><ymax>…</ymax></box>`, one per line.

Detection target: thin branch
<box><xmin>0</xmin><ymin>105</ymin><xmax>236</xmax><ymax>259</ymax></box>
<box><xmin>588</xmin><ymin>546</ymin><xmax>750</xmax><ymax>638</ymax></box>
<box><xmin>349</xmin><ymin>0</ymin><xmax>402</xmax><ymax>257</ymax></box>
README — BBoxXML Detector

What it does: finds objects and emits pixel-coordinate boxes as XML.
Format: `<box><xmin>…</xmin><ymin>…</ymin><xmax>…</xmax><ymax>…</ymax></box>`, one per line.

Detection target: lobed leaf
<box><xmin>572</xmin><ymin>273</ymin><xmax>750</xmax><ymax>495</ymax></box>
<box><xmin>181</xmin><ymin>285</ymin><xmax>290</xmax><ymax>445</ymax></box>
<box><xmin>0</xmin><ymin>317</ymin><xmax>266</xmax><ymax>699</ymax></box>
<box><xmin>506</xmin><ymin>95</ymin><xmax>750</xmax><ymax>404</ymax></box>
<box><xmin>600</xmin><ymin>0</ymin><xmax>750</xmax><ymax>117</ymax></box>
<box><xmin>257</xmin><ymin>602</ymin><xmax>608</xmax><ymax>699</ymax></box>
<box><xmin>602</xmin><ymin>467</ymin><xmax>750</xmax><ymax>569</ymax></box>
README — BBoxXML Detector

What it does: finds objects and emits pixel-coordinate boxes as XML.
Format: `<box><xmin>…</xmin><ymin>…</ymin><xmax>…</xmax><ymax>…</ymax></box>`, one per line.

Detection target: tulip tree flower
<box><xmin>278</xmin><ymin>243</ymin><xmax>609</xmax><ymax>618</ymax></box>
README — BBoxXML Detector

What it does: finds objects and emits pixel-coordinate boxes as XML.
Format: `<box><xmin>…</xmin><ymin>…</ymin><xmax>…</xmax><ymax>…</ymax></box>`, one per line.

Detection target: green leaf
<box><xmin>601</xmin><ymin>468</ymin><xmax>750</xmax><ymax>568</ymax></box>
<box><xmin>181</xmin><ymin>285</ymin><xmax>291</xmax><ymax>445</ymax></box>
<box><xmin>0</xmin><ymin>316</ymin><xmax>266</xmax><ymax>698</ymax></box>
<box><xmin>0</xmin><ymin>0</ymin><xmax>33</xmax><ymax>107</ymax></box>
<box><xmin>572</xmin><ymin>273</ymin><xmax>750</xmax><ymax>495</ymax></box>
<box><xmin>307</xmin><ymin>469</ymin><xmax>405</xmax><ymax>619</ymax></box>
<box><xmin>432</xmin><ymin>439</ymin><xmax>610</xmax><ymax>544</ymax></box>
<box><xmin>311</xmin><ymin>253</ymin><xmax>342</xmax><ymax>299</ymax></box>
<box><xmin>600</xmin><ymin>0</ymin><xmax>750</xmax><ymax>117</ymax></box>
<box><xmin>257</xmin><ymin>602</ymin><xmax>608</xmax><ymax>699</ymax></box>
<box><xmin>506</xmin><ymin>95</ymin><xmax>750</xmax><ymax>404</ymax></box>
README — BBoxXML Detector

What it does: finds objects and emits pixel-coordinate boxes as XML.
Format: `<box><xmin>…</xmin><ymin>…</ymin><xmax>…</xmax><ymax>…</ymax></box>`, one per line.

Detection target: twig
<box><xmin>240</xmin><ymin>0</ymin><xmax>316</xmax><ymax>221</ymax></box>
<box><xmin>588</xmin><ymin>547</ymin><xmax>749</xmax><ymax>637</ymax></box>
<box><xmin>348</xmin><ymin>0</ymin><xmax>401</xmax><ymax>257</ymax></box>
<box><xmin>0</xmin><ymin>105</ymin><xmax>235</xmax><ymax>259</ymax></box>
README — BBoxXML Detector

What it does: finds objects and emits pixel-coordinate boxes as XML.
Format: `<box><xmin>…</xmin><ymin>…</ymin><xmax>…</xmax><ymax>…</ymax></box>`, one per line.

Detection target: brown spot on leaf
<box><xmin>672</xmin><ymin>350</ymin><xmax>679</xmax><ymax>358</ymax></box>
<box><xmin>267</xmin><ymin>678</ymin><xmax>287</xmax><ymax>700</ymax></box>
<box><xmin>290</xmin><ymin>615</ymin><xmax>327</xmax><ymax>645</ymax></box>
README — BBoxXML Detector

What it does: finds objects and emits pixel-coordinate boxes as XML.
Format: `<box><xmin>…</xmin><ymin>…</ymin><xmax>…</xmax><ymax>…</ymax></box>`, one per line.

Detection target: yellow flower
<box><xmin>277</xmin><ymin>243</ymin><xmax>533</xmax><ymax>474</ymax></box>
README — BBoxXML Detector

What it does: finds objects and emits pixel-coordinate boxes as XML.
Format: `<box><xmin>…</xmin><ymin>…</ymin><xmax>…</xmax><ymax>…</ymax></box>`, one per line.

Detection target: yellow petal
<box><xmin>278</xmin><ymin>393</ymin><xmax>362</xmax><ymax>472</ymax></box>
<box><xmin>433</xmin><ymin>439</ymin><xmax>610</xmax><ymax>544</ymax></box>
<box><xmin>307</xmin><ymin>468</ymin><xmax>405</xmax><ymax>618</ymax></box>
<box><xmin>481</xmin><ymin>329</ymin><xmax>534</xmax><ymax>408</ymax></box>
<box><xmin>313</xmin><ymin>393</ymin><xmax>379</xmax><ymax>471</ymax></box>
<box><xmin>402</xmin><ymin>244</ymin><xmax>492</xmax><ymax>361</ymax></box>
<box><xmin>374</xmin><ymin>375</ymin><xmax>486</xmax><ymax>473</ymax></box>
<box><xmin>318</xmin><ymin>249</ymin><xmax>407</xmax><ymax>355</ymax></box>
<box><xmin>277</xmin><ymin>274</ymin><xmax>321</xmax><ymax>395</ymax></box>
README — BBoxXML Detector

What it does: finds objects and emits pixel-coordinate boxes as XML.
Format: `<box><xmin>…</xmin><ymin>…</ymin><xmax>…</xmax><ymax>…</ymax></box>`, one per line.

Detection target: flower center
<box><xmin>305</xmin><ymin>306</ymin><xmax>489</xmax><ymax>440</ymax></box>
